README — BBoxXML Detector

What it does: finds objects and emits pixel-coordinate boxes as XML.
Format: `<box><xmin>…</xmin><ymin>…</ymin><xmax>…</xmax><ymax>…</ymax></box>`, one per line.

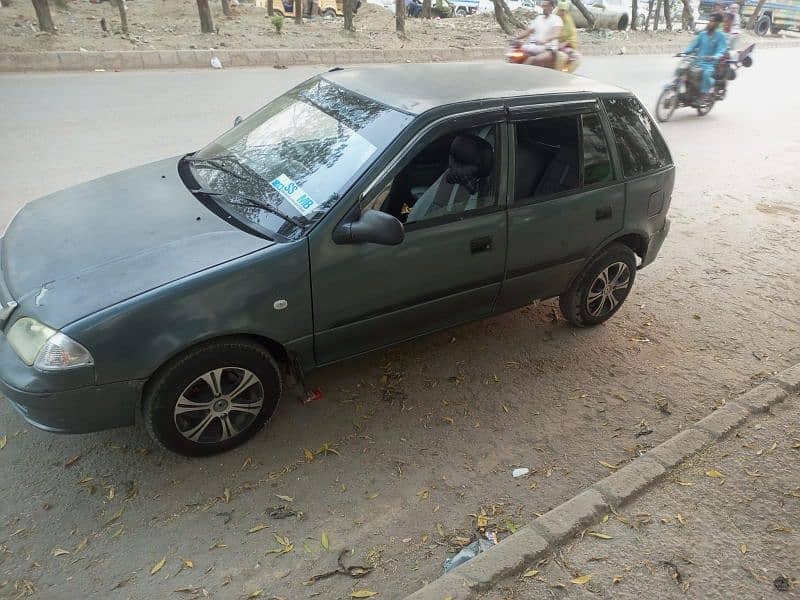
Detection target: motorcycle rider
<box><xmin>680</xmin><ymin>12</ymin><xmax>727</xmax><ymax>103</ymax></box>
<box><xmin>516</xmin><ymin>0</ymin><xmax>563</xmax><ymax>68</ymax></box>
<box><xmin>556</xmin><ymin>0</ymin><xmax>579</xmax><ymax>69</ymax></box>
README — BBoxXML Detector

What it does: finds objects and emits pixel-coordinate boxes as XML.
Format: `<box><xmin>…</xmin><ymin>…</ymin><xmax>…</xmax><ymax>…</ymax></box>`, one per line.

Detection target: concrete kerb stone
<box><xmin>593</xmin><ymin>456</ymin><xmax>666</xmax><ymax>507</ymax></box>
<box><xmin>773</xmin><ymin>363</ymin><xmax>800</xmax><ymax>393</ymax></box>
<box><xmin>690</xmin><ymin>401</ymin><xmax>752</xmax><ymax>438</ymax></box>
<box><xmin>405</xmin><ymin>572</ymin><xmax>474</xmax><ymax>600</ymax></box>
<box><xmin>645</xmin><ymin>427</ymin><xmax>713</xmax><ymax>470</ymax></box>
<box><xmin>531</xmin><ymin>489</ymin><xmax>608</xmax><ymax>544</ymax></box>
<box><xmin>734</xmin><ymin>382</ymin><xmax>788</xmax><ymax>414</ymax></box>
<box><xmin>458</xmin><ymin>527</ymin><xmax>549</xmax><ymax>591</ymax></box>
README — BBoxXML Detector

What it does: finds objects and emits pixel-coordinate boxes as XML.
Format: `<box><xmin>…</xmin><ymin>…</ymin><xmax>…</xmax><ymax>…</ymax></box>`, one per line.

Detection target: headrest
<box><xmin>445</xmin><ymin>134</ymin><xmax>494</xmax><ymax>194</ymax></box>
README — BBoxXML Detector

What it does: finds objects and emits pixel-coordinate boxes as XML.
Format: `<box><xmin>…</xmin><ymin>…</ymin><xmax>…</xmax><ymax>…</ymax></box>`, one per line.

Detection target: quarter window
<box><xmin>603</xmin><ymin>96</ymin><xmax>672</xmax><ymax>178</ymax></box>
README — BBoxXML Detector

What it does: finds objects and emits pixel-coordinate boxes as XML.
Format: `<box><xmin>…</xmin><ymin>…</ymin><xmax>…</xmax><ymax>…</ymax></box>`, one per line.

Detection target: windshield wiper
<box><xmin>193</xmin><ymin>188</ymin><xmax>307</xmax><ymax>229</ymax></box>
<box><xmin>183</xmin><ymin>155</ymin><xmax>250</xmax><ymax>183</ymax></box>
<box><xmin>188</xmin><ymin>153</ymin><xmax>273</xmax><ymax>187</ymax></box>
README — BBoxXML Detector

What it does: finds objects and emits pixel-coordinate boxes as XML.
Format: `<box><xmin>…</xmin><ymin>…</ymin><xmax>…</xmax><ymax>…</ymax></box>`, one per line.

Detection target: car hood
<box><xmin>1</xmin><ymin>157</ymin><xmax>270</xmax><ymax>329</ymax></box>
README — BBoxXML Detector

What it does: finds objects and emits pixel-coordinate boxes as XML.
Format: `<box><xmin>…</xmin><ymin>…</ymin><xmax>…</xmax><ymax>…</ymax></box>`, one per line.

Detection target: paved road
<box><xmin>1</xmin><ymin>51</ymin><xmax>799</xmax><ymax>600</ymax></box>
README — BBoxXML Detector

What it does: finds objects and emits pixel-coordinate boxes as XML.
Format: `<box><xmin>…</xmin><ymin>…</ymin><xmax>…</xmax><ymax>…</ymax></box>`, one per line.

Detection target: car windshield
<box><xmin>189</xmin><ymin>78</ymin><xmax>410</xmax><ymax>241</ymax></box>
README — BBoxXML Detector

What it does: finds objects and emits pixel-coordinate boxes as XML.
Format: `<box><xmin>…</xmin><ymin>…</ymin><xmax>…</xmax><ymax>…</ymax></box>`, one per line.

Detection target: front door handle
<box><xmin>595</xmin><ymin>206</ymin><xmax>613</xmax><ymax>221</ymax></box>
<box><xmin>470</xmin><ymin>236</ymin><xmax>493</xmax><ymax>254</ymax></box>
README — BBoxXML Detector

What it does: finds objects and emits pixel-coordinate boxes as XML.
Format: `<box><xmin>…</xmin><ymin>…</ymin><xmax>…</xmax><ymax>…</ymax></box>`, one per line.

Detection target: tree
<box><xmin>747</xmin><ymin>0</ymin><xmax>767</xmax><ymax>28</ymax></box>
<box><xmin>196</xmin><ymin>0</ymin><xmax>215</xmax><ymax>32</ymax></box>
<box><xmin>653</xmin><ymin>0</ymin><xmax>661</xmax><ymax>29</ymax></box>
<box><xmin>31</xmin><ymin>0</ymin><xmax>55</xmax><ymax>32</ymax></box>
<box><xmin>644</xmin><ymin>0</ymin><xmax>653</xmax><ymax>30</ymax></box>
<box><xmin>680</xmin><ymin>0</ymin><xmax>692</xmax><ymax>29</ymax></box>
<box><xmin>221</xmin><ymin>0</ymin><xmax>232</xmax><ymax>16</ymax></box>
<box><xmin>395</xmin><ymin>0</ymin><xmax>405</xmax><ymax>33</ymax></box>
<box><xmin>295</xmin><ymin>0</ymin><xmax>302</xmax><ymax>23</ymax></box>
<box><xmin>663</xmin><ymin>0</ymin><xmax>671</xmax><ymax>30</ymax></box>
<box><xmin>112</xmin><ymin>0</ymin><xmax>129</xmax><ymax>34</ymax></box>
<box><xmin>631</xmin><ymin>0</ymin><xmax>638</xmax><ymax>29</ymax></box>
<box><xmin>491</xmin><ymin>0</ymin><xmax>514</xmax><ymax>34</ymax></box>
<box><xmin>422</xmin><ymin>0</ymin><xmax>431</xmax><ymax>17</ymax></box>
<box><xmin>266</xmin><ymin>0</ymin><xmax>273</xmax><ymax>16</ymax></box>
<box><xmin>571</xmin><ymin>0</ymin><xmax>596</xmax><ymax>30</ymax></box>
<box><xmin>501</xmin><ymin>0</ymin><xmax>525</xmax><ymax>29</ymax></box>
<box><xmin>343</xmin><ymin>0</ymin><xmax>354</xmax><ymax>30</ymax></box>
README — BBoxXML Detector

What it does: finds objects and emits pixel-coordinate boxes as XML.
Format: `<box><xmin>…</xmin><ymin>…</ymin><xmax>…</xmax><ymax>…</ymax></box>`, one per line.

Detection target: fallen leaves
<box><xmin>598</xmin><ymin>461</ymin><xmax>620</xmax><ymax>470</ymax></box>
<box><xmin>792</xmin><ymin>441</ymin><xmax>800</xmax><ymax>450</ymax></box>
<box><xmin>522</xmin><ymin>569</ymin><xmax>540</xmax><ymax>578</ymax></box>
<box><xmin>64</xmin><ymin>454</ymin><xmax>82</xmax><ymax>468</ymax></box>
<box><xmin>322</xmin><ymin>531</ymin><xmax>330</xmax><ymax>550</ymax></box>
<box><xmin>266</xmin><ymin>534</ymin><xmax>294</xmax><ymax>555</ymax></box>
<box><xmin>739</xmin><ymin>543</ymin><xmax>747</xmax><ymax>555</ymax></box>
<box><xmin>241</xmin><ymin>457</ymin><xmax>253</xmax><ymax>470</ymax></box>
<box><xmin>675</xmin><ymin>480</ymin><xmax>694</xmax><ymax>487</ymax></box>
<box><xmin>150</xmin><ymin>556</ymin><xmax>167</xmax><ymax>575</ymax></box>
<box><xmin>705</xmin><ymin>470</ymin><xmax>723</xmax><ymax>478</ymax></box>
<box><xmin>304</xmin><ymin>448</ymin><xmax>315</xmax><ymax>462</ymax></box>
<box><xmin>612</xmin><ymin>575</ymin><xmax>624</xmax><ymax>584</ymax></box>
<box><xmin>102</xmin><ymin>508</ymin><xmax>124</xmax><ymax>529</ymax></box>
<box><xmin>0</xmin><ymin>435</ymin><xmax>6</xmax><ymax>450</ymax></box>
<box><xmin>275</xmin><ymin>494</ymin><xmax>294</xmax><ymax>503</ymax></box>
<box><xmin>587</xmin><ymin>532</ymin><xmax>613</xmax><ymax>540</ymax></box>
<box><xmin>248</xmin><ymin>524</ymin><xmax>269</xmax><ymax>534</ymax></box>
<box><xmin>770</xmin><ymin>525</ymin><xmax>794</xmax><ymax>534</ymax></box>
<box><xmin>571</xmin><ymin>574</ymin><xmax>592</xmax><ymax>585</ymax></box>
<box><xmin>223</xmin><ymin>488</ymin><xmax>231</xmax><ymax>503</ymax></box>
<box><xmin>350</xmin><ymin>591</ymin><xmax>378</xmax><ymax>598</ymax></box>
<box><xmin>180</xmin><ymin>558</ymin><xmax>194</xmax><ymax>569</ymax></box>
<box><xmin>52</xmin><ymin>548</ymin><xmax>70</xmax><ymax>557</ymax></box>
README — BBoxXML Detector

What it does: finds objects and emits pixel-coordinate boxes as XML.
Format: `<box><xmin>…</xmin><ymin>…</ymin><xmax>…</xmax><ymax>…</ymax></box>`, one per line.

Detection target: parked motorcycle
<box><xmin>505</xmin><ymin>39</ymin><xmax>581</xmax><ymax>73</ymax></box>
<box><xmin>655</xmin><ymin>43</ymin><xmax>755</xmax><ymax>123</ymax></box>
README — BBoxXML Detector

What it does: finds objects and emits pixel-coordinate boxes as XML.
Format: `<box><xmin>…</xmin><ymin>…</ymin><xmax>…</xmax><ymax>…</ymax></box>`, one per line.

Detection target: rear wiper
<box><xmin>193</xmin><ymin>188</ymin><xmax>307</xmax><ymax>229</ymax></box>
<box><xmin>183</xmin><ymin>155</ymin><xmax>249</xmax><ymax>183</ymax></box>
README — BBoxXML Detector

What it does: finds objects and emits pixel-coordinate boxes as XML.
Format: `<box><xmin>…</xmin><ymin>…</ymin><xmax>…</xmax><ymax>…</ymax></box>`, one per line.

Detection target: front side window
<box><xmin>603</xmin><ymin>96</ymin><xmax>672</xmax><ymax>178</ymax></box>
<box><xmin>188</xmin><ymin>79</ymin><xmax>411</xmax><ymax>241</ymax></box>
<box><xmin>366</xmin><ymin>124</ymin><xmax>499</xmax><ymax>227</ymax></box>
<box><xmin>514</xmin><ymin>115</ymin><xmax>580</xmax><ymax>204</ymax></box>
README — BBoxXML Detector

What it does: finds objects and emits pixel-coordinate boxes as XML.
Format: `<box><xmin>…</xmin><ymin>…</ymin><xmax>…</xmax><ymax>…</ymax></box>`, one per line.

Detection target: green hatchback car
<box><xmin>0</xmin><ymin>64</ymin><xmax>672</xmax><ymax>455</ymax></box>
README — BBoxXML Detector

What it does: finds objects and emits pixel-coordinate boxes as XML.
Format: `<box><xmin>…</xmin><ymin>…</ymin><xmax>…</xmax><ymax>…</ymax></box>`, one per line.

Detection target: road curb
<box><xmin>1</xmin><ymin>39</ymin><xmax>799</xmax><ymax>73</ymax></box>
<box><xmin>404</xmin><ymin>366</ymin><xmax>796</xmax><ymax>600</ymax></box>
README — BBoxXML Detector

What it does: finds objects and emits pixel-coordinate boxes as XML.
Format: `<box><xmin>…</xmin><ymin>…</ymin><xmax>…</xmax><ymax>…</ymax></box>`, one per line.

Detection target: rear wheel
<box><xmin>323</xmin><ymin>7</ymin><xmax>336</xmax><ymax>16</ymax></box>
<box><xmin>655</xmin><ymin>87</ymin><xmax>678</xmax><ymax>122</ymax></box>
<box><xmin>754</xmin><ymin>14</ymin><xmax>771</xmax><ymax>36</ymax></box>
<box><xmin>456</xmin><ymin>6</ymin><xmax>467</xmax><ymax>16</ymax></box>
<box><xmin>143</xmin><ymin>338</ymin><xmax>282</xmax><ymax>456</ymax></box>
<box><xmin>559</xmin><ymin>243</ymin><xmax>637</xmax><ymax>327</ymax></box>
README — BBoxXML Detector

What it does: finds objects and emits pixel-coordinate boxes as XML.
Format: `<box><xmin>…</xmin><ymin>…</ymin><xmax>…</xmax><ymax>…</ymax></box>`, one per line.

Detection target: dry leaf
<box><xmin>441</xmin><ymin>416</ymin><xmax>454</xmax><ymax>425</ymax></box>
<box><xmin>676</xmin><ymin>514</ymin><xmax>685</xmax><ymax>525</ymax></box>
<box><xmin>477</xmin><ymin>514</ymin><xmax>489</xmax><ymax>529</ymax></box>
<box><xmin>103</xmin><ymin>508</ymin><xmax>124</xmax><ymax>529</ymax></box>
<box><xmin>110</xmin><ymin>526</ymin><xmax>125</xmax><ymax>538</ymax></box>
<box><xmin>75</xmin><ymin>538</ymin><xmax>88</xmax><ymax>552</ymax></box>
<box><xmin>587</xmin><ymin>532</ymin><xmax>613</xmax><ymax>540</ymax></box>
<box><xmin>247</xmin><ymin>590</ymin><xmax>264</xmax><ymax>598</ymax></box>
<box><xmin>321</xmin><ymin>531</ymin><xmax>330</xmax><ymax>550</ymax></box>
<box><xmin>599</xmin><ymin>461</ymin><xmax>620</xmax><ymax>470</ymax></box>
<box><xmin>150</xmin><ymin>556</ymin><xmax>167</xmax><ymax>575</ymax></box>
<box><xmin>210</xmin><ymin>541</ymin><xmax>227</xmax><ymax>549</ymax></box>
<box><xmin>248</xmin><ymin>524</ymin><xmax>269</xmax><ymax>534</ymax></box>
<box><xmin>571</xmin><ymin>574</ymin><xmax>592</xmax><ymax>585</ymax></box>
<box><xmin>792</xmin><ymin>441</ymin><xmax>800</xmax><ymax>449</ymax></box>
<box><xmin>223</xmin><ymin>488</ymin><xmax>231</xmax><ymax>503</ymax></box>
<box><xmin>304</xmin><ymin>448</ymin><xmax>315</xmax><ymax>462</ymax></box>
<box><xmin>241</xmin><ymin>457</ymin><xmax>253</xmax><ymax>470</ymax></box>
<box><xmin>64</xmin><ymin>454</ymin><xmax>82</xmax><ymax>468</ymax></box>
<box><xmin>613</xmin><ymin>575</ymin><xmax>624</xmax><ymax>584</ymax></box>
<box><xmin>275</xmin><ymin>494</ymin><xmax>294</xmax><ymax>503</ymax></box>
<box><xmin>522</xmin><ymin>569</ymin><xmax>540</xmax><ymax>578</ymax></box>
<box><xmin>106</xmin><ymin>486</ymin><xmax>115</xmax><ymax>501</ymax></box>
<box><xmin>53</xmin><ymin>548</ymin><xmax>70</xmax><ymax>557</ymax></box>
<box><xmin>0</xmin><ymin>435</ymin><xmax>6</xmax><ymax>450</ymax></box>
<box><xmin>416</xmin><ymin>489</ymin><xmax>429</xmax><ymax>500</ymax></box>
<box><xmin>181</xmin><ymin>558</ymin><xmax>194</xmax><ymax>569</ymax></box>
<box><xmin>706</xmin><ymin>470</ymin><xmax>723</xmax><ymax>478</ymax></box>
<box><xmin>421</xmin><ymin>534</ymin><xmax>429</xmax><ymax>544</ymax></box>
<box><xmin>351</xmin><ymin>591</ymin><xmax>379</xmax><ymax>598</ymax></box>
<box><xmin>675</xmin><ymin>480</ymin><xmax>694</xmax><ymax>486</ymax></box>
<box><xmin>771</xmin><ymin>525</ymin><xmax>793</xmax><ymax>533</ymax></box>
<box><xmin>739</xmin><ymin>543</ymin><xmax>747</xmax><ymax>555</ymax></box>
<box><xmin>601</xmin><ymin>514</ymin><xmax>609</xmax><ymax>523</ymax></box>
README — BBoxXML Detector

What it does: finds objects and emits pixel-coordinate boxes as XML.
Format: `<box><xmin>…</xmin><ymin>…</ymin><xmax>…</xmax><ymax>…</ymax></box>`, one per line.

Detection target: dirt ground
<box><xmin>482</xmin><ymin>398</ymin><xmax>800</xmax><ymax>599</ymax></box>
<box><xmin>0</xmin><ymin>0</ymin><xmax>727</xmax><ymax>53</ymax></box>
<box><xmin>0</xmin><ymin>52</ymin><xmax>799</xmax><ymax>600</ymax></box>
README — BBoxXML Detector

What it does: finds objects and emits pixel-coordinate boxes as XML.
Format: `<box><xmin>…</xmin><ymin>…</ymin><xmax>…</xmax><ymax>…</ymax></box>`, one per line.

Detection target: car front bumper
<box><xmin>640</xmin><ymin>218</ymin><xmax>671</xmax><ymax>269</ymax></box>
<box><xmin>0</xmin><ymin>336</ymin><xmax>142</xmax><ymax>434</ymax></box>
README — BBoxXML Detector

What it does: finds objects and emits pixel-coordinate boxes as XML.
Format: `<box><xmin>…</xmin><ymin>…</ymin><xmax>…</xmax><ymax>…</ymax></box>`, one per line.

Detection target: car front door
<box><xmin>495</xmin><ymin>102</ymin><xmax>626</xmax><ymax>312</ymax></box>
<box><xmin>309</xmin><ymin>111</ymin><xmax>509</xmax><ymax>365</ymax></box>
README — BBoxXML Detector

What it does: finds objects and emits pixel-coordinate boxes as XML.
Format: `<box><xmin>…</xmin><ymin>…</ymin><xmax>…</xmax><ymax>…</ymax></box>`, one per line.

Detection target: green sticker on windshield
<box><xmin>269</xmin><ymin>174</ymin><xmax>317</xmax><ymax>216</ymax></box>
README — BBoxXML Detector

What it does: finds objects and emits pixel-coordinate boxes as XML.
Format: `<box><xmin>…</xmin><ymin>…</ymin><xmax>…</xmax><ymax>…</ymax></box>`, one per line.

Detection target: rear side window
<box><xmin>603</xmin><ymin>97</ymin><xmax>672</xmax><ymax>178</ymax></box>
<box><xmin>581</xmin><ymin>113</ymin><xmax>612</xmax><ymax>186</ymax></box>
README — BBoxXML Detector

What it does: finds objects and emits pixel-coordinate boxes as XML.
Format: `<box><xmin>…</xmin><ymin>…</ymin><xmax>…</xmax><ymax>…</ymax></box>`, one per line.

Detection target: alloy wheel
<box><xmin>586</xmin><ymin>262</ymin><xmax>631</xmax><ymax>318</ymax></box>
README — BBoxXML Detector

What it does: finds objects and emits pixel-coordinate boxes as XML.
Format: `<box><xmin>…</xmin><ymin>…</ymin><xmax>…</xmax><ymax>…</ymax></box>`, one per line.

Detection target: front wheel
<box><xmin>696</xmin><ymin>94</ymin><xmax>715</xmax><ymax>116</ymax></box>
<box><xmin>754</xmin><ymin>14</ymin><xmax>771</xmax><ymax>36</ymax></box>
<box><xmin>456</xmin><ymin>7</ymin><xmax>467</xmax><ymax>16</ymax></box>
<box><xmin>655</xmin><ymin>87</ymin><xmax>678</xmax><ymax>122</ymax></box>
<box><xmin>559</xmin><ymin>243</ymin><xmax>637</xmax><ymax>327</ymax></box>
<box><xmin>143</xmin><ymin>338</ymin><xmax>282</xmax><ymax>456</ymax></box>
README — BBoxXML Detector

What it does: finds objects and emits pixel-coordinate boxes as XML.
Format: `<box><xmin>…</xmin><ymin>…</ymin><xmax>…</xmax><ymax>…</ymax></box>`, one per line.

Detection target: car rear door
<box><xmin>495</xmin><ymin>100</ymin><xmax>626</xmax><ymax>312</ymax></box>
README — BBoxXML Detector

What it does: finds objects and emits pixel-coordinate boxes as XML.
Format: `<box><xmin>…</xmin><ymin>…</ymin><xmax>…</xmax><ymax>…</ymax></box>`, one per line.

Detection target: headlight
<box><xmin>7</xmin><ymin>317</ymin><xmax>94</xmax><ymax>371</ymax></box>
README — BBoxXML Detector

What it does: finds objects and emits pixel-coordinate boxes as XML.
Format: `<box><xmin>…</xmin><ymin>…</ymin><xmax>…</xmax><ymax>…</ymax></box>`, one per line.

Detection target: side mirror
<box><xmin>233</xmin><ymin>115</ymin><xmax>243</xmax><ymax>127</ymax></box>
<box><xmin>333</xmin><ymin>210</ymin><xmax>404</xmax><ymax>246</ymax></box>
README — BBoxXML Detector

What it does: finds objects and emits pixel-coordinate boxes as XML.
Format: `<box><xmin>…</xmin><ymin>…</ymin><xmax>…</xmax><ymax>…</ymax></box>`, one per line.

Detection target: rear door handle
<box><xmin>470</xmin><ymin>236</ymin><xmax>493</xmax><ymax>254</ymax></box>
<box><xmin>595</xmin><ymin>206</ymin><xmax>613</xmax><ymax>221</ymax></box>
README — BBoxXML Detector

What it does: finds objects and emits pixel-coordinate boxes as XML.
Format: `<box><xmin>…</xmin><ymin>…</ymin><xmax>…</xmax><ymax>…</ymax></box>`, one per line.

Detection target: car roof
<box><xmin>322</xmin><ymin>63</ymin><xmax>628</xmax><ymax>115</ymax></box>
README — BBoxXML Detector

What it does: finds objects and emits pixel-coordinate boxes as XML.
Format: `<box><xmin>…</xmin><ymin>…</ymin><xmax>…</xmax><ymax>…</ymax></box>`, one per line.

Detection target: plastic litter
<box><xmin>210</xmin><ymin>56</ymin><xmax>223</xmax><ymax>69</ymax></box>
<box><xmin>512</xmin><ymin>468</ymin><xmax>530</xmax><ymax>478</ymax></box>
<box><xmin>443</xmin><ymin>538</ymin><xmax>495</xmax><ymax>573</ymax></box>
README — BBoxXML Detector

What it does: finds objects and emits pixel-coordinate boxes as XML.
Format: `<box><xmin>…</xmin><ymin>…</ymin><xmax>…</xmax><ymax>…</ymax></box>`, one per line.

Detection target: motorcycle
<box><xmin>505</xmin><ymin>39</ymin><xmax>581</xmax><ymax>73</ymax></box>
<box><xmin>655</xmin><ymin>43</ymin><xmax>755</xmax><ymax>123</ymax></box>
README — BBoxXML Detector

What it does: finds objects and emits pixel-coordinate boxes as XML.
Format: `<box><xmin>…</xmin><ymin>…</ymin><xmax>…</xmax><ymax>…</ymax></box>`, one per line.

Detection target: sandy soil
<box><xmin>0</xmin><ymin>0</ymin><xmax>713</xmax><ymax>53</ymax></box>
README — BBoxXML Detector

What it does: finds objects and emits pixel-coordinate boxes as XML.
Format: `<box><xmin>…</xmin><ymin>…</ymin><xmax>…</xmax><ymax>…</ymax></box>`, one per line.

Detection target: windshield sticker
<box><xmin>269</xmin><ymin>174</ymin><xmax>318</xmax><ymax>216</ymax></box>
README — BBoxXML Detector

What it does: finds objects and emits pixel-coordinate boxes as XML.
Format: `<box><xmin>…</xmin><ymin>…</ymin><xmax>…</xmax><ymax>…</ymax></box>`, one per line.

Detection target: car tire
<box><xmin>456</xmin><ymin>7</ymin><xmax>466</xmax><ymax>16</ymax></box>
<box><xmin>323</xmin><ymin>7</ymin><xmax>336</xmax><ymax>16</ymax></box>
<box><xmin>143</xmin><ymin>338</ymin><xmax>282</xmax><ymax>457</ymax></box>
<box><xmin>559</xmin><ymin>243</ymin><xmax>637</xmax><ymax>327</ymax></box>
<box><xmin>754</xmin><ymin>14</ymin><xmax>771</xmax><ymax>36</ymax></box>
